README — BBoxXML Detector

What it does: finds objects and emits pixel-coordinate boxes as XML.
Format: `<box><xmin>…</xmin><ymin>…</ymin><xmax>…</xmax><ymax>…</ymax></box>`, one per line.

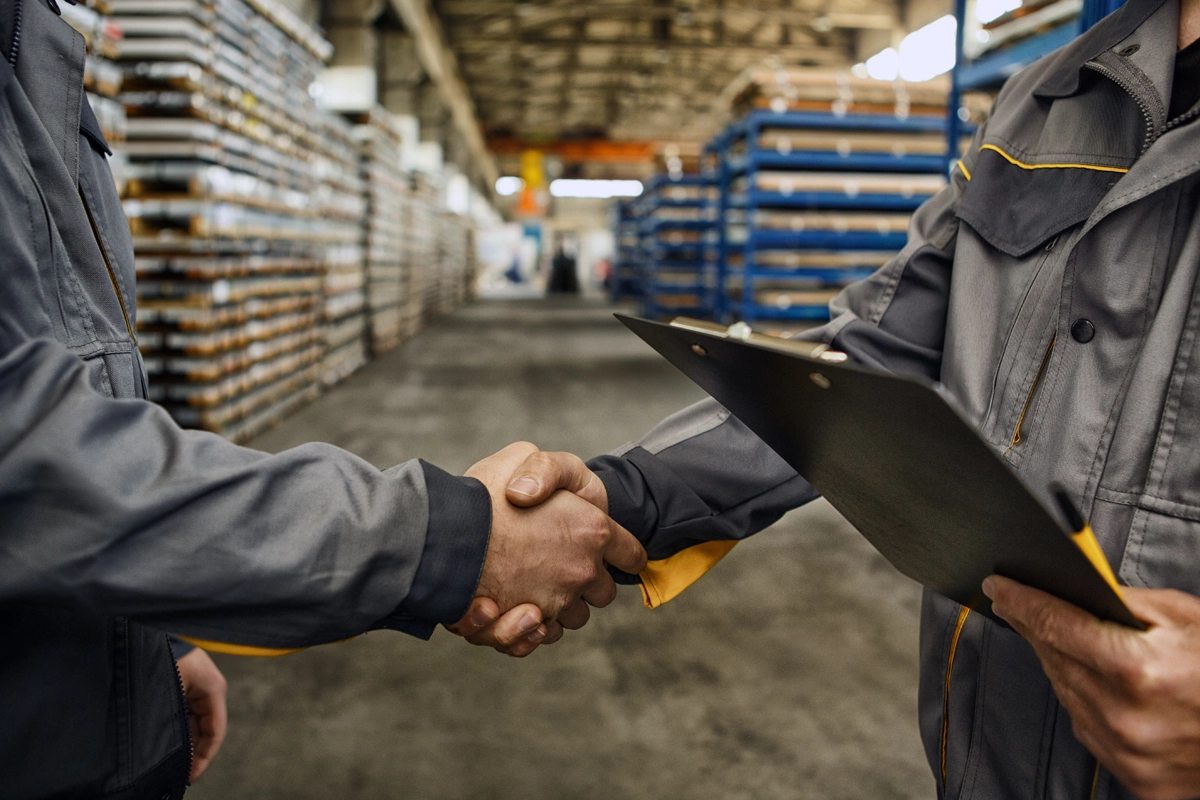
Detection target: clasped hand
<box><xmin>445</xmin><ymin>442</ymin><xmax>645</xmax><ymax>657</ymax></box>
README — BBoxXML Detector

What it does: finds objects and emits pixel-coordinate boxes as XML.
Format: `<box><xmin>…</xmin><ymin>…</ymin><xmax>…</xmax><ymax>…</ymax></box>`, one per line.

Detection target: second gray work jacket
<box><xmin>591</xmin><ymin>0</ymin><xmax>1200</xmax><ymax>796</ymax></box>
<box><xmin>0</xmin><ymin>1</ymin><xmax>491</xmax><ymax>796</ymax></box>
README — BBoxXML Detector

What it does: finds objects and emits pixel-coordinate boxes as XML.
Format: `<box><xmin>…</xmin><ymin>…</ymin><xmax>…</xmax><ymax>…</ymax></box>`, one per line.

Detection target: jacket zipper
<box><xmin>1005</xmin><ymin>336</ymin><xmax>1056</xmax><ymax>453</ymax></box>
<box><xmin>941</xmin><ymin>606</ymin><xmax>971</xmax><ymax>786</ymax></box>
<box><xmin>81</xmin><ymin>193</ymin><xmax>137</xmax><ymax>344</ymax></box>
<box><xmin>169</xmin><ymin>644</ymin><xmax>195</xmax><ymax>785</ymax></box>
<box><xmin>1163</xmin><ymin>104</ymin><xmax>1200</xmax><ymax>135</ymax></box>
<box><xmin>1083</xmin><ymin>61</ymin><xmax>1158</xmax><ymax>155</ymax></box>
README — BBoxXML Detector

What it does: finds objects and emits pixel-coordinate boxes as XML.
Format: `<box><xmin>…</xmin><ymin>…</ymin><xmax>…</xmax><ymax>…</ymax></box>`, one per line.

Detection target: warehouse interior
<box><xmin>57</xmin><ymin>0</ymin><xmax>1130</xmax><ymax>795</ymax></box>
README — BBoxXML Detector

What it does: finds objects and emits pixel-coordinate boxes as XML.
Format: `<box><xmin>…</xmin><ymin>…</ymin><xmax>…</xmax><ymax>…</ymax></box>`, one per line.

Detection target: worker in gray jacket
<box><xmin>0</xmin><ymin>1</ymin><xmax>646</xmax><ymax>797</ymax></box>
<box><xmin>461</xmin><ymin>0</ymin><xmax>1200</xmax><ymax>796</ymax></box>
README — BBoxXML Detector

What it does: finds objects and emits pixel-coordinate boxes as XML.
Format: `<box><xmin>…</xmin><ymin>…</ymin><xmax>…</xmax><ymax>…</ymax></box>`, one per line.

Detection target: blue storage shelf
<box><xmin>709</xmin><ymin>107</ymin><xmax>959</xmax><ymax>325</ymax></box>
<box><xmin>631</xmin><ymin>173</ymin><xmax>720</xmax><ymax>320</ymax></box>
<box><xmin>728</xmin><ymin>151</ymin><xmax>948</xmax><ymax>175</ymax></box>
<box><xmin>608</xmin><ymin>199</ymin><xmax>644</xmax><ymax>303</ymax></box>
<box><xmin>730</xmin><ymin>190</ymin><xmax>934</xmax><ymax>211</ymax></box>
<box><xmin>745</xmin><ymin>230</ymin><xmax>910</xmax><ymax>250</ymax></box>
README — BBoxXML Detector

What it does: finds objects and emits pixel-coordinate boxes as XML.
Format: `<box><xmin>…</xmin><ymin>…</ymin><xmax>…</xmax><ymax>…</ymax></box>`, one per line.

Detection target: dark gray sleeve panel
<box><xmin>0</xmin><ymin>338</ymin><xmax>490</xmax><ymax>648</ymax></box>
<box><xmin>590</xmin><ymin>397</ymin><xmax>819</xmax><ymax>560</ymax></box>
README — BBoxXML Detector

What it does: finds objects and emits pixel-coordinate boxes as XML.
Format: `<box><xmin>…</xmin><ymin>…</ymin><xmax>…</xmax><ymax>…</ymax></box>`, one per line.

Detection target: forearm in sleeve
<box><xmin>0</xmin><ymin>338</ymin><xmax>490</xmax><ymax>646</ymax></box>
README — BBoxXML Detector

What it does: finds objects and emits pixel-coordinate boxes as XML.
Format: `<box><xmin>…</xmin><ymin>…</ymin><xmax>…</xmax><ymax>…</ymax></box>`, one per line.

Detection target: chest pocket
<box><xmin>957</xmin><ymin>144</ymin><xmax>1124</xmax><ymax>258</ymax></box>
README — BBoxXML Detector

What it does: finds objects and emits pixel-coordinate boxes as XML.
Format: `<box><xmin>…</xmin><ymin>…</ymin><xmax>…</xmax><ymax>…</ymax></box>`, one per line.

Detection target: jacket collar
<box><xmin>1033</xmin><ymin>0</ymin><xmax>1172</xmax><ymax>98</ymax></box>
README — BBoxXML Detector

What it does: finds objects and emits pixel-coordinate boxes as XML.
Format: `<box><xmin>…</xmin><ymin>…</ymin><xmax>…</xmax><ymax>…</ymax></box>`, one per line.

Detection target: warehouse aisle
<box><xmin>189</xmin><ymin>299</ymin><xmax>932</xmax><ymax>800</ymax></box>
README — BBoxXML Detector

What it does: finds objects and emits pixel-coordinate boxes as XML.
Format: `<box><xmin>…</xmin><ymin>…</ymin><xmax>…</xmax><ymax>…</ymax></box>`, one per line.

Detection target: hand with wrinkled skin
<box><xmin>985</xmin><ymin>575</ymin><xmax>1200</xmax><ymax>800</ymax></box>
<box><xmin>175</xmin><ymin>647</ymin><xmax>228</xmax><ymax>782</ymax></box>
<box><xmin>447</xmin><ymin>444</ymin><xmax>645</xmax><ymax>657</ymax></box>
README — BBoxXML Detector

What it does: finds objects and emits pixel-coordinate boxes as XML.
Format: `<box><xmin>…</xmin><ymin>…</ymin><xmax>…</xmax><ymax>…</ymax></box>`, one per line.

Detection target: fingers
<box><xmin>445</xmin><ymin>596</ymin><xmax>501</xmax><ymax>637</ymax></box>
<box><xmin>464</xmin><ymin>603</ymin><xmax>546</xmax><ymax>649</ymax></box>
<box><xmin>984</xmin><ymin>574</ymin><xmax>1108</xmax><ymax>660</ymax></box>
<box><xmin>506</xmin><ymin>451</ymin><xmax>608</xmax><ymax>511</ymax></box>
<box><xmin>465</xmin><ymin>441</ymin><xmax>540</xmax><ymax>483</ymax></box>
<box><xmin>558</xmin><ymin>599</ymin><xmax>592</xmax><ymax>630</ymax></box>
<box><xmin>603</xmin><ymin>519</ymin><xmax>648</xmax><ymax>575</ymax></box>
<box><xmin>582</xmin><ymin>568</ymin><xmax>618</xmax><ymax>608</ymax></box>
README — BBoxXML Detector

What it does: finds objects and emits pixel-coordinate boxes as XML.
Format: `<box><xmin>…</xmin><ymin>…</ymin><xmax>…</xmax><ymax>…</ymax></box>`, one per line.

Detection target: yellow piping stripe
<box><xmin>639</xmin><ymin>540</ymin><xmax>739</xmax><ymax>608</ymax></box>
<box><xmin>1089</xmin><ymin>761</ymin><xmax>1100</xmax><ymax>800</ymax></box>
<box><xmin>979</xmin><ymin>144</ymin><xmax>1130</xmax><ymax>174</ymax></box>
<box><xmin>941</xmin><ymin>606</ymin><xmax>971</xmax><ymax>784</ymax></box>
<box><xmin>957</xmin><ymin>159</ymin><xmax>972</xmax><ymax>181</ymax></box>
<box><xmin>177</xmin><ymin>635</ymin><xmax>354</xmax><ymax>657</ymax></box>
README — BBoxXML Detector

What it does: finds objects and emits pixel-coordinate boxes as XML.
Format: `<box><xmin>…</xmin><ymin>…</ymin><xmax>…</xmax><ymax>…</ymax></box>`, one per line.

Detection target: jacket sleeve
<box><xmin>0</xmin><ymin>337</ymin><xmax>492</xmax><ymax>646</ymax></box>
<box><xmin>590</xmin><ymin>135</ymin><xmax>982</xmax><ymax>569</ymax></box>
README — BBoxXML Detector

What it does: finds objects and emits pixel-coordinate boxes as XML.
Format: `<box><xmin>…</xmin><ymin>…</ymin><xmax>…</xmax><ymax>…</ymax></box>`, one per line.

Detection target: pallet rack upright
<box><xmin>608</xmin><ymin>199</ymin><xmax>642</xmax><ymax>303</ymax></box>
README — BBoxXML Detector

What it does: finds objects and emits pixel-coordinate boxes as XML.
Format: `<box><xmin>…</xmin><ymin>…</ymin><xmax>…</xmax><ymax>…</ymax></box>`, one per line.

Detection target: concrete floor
<box><xmin>189</xmin><ymin>299</ymin><xmax>934</xmax><ymax>799</ymax></box>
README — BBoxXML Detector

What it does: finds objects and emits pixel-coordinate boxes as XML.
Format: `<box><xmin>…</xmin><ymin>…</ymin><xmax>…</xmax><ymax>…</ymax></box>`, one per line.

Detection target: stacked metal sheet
<box><xmin>109</xmin><ymin>0</ymin><xmax>361</xmax><ymax>441</ymax></box>
<box><xmin>435</xmin><ymin>213</ymin><xmax>474</xmax><ymax>314</ymax></box>
<box><xmin>409</xmin><ymin>174</ymin><xmax>442</xmax><ymax>323</ymax></box>
<box><xmin>315</xmin><ymin>113</ymin><xmax>368</xmax><ymax>385</ymax></box>
<box><xmin>350</xmin><ymin>107</ymin><xmax>412</xmax><ymax>356</ymax></box>
<box><xmin>725</xmin><ymin>69</ymin><xmax>950</xmax><ymax>119</ymax></box>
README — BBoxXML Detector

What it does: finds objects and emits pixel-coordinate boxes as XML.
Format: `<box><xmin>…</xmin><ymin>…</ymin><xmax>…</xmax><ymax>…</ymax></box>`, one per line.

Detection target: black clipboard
<box><xmin>618</xmin><ymin>314</ymin><xmax>1141</xmax><ymax>628</ymax></box>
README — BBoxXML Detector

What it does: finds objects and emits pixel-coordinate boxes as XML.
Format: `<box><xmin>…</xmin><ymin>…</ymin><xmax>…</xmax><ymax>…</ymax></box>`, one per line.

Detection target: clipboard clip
<box><xmin>668</xmin><ymin>317</ymin><xmax>849</xmax><ymax>363</ymax></box>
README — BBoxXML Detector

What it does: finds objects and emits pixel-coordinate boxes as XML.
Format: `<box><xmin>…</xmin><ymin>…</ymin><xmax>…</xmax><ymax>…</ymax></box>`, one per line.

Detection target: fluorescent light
<box><xmin>549</xmin><ymin>179</ymin><xmax>644</xmax><ymax>199</ymax></box>
<box><xmin>898</xmin><ymin>15</ymin><xmax>957</xmax><ymax>82</ymax></box>
<box><xmin>976</xmin><ymin>0</ymin><xmax>1022</xmax><ymax>24</ymax></box>
<box><xmin>865</xmin><ymin>48</ymin><xmax>899</xmax><ymax>81</ymax></box>
<box><xmin>495</xmin><ymin>176</ymin><xmax>525</xmax><ymax>196</ymax></box>
<box><xmin>850</xmin><ymin>62</ymin><xmax>869</xmax><ymax>79</ymax></box>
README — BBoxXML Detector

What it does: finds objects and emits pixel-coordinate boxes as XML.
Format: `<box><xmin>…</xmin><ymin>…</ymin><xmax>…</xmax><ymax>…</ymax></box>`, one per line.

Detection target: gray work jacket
<box><xmin>592</xmin><ymin>0</ymin><xmax>1200</xmax><ymax>796</ymax></box>
<box><xmin>0</xmin><ymin>1</ymin><xmax>490</xmax><ymax>796</ymax></box>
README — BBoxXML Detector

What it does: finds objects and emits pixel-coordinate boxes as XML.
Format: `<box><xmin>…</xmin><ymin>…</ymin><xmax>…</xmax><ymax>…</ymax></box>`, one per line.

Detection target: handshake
<box><xmin>444</xmin><ymin>442</ymin><xmax>647</xmax><ymax>657</ymax></box>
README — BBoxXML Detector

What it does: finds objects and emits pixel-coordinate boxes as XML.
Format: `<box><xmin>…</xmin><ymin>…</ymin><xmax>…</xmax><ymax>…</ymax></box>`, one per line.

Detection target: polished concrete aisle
<box><xmin>189</xmin><ymin>299</ymin><xmax>933</xmax><ymax>799</ymax></box>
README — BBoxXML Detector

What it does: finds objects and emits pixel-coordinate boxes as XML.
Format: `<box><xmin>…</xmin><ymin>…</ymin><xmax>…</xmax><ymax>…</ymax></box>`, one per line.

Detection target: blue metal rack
<box><xmin>608</xmin><ymin>199</ymin><xmax>643</xmax><ymax>303</ymax></box>
<box><xmin>714</xmin><ymin>108</ymin><xmax>950</xmax><ymax>326</ymax></box>
<box><xmin>633</xmin><ymin>173</ymin><xmax>719</xmax><ymax>320</ymax></box>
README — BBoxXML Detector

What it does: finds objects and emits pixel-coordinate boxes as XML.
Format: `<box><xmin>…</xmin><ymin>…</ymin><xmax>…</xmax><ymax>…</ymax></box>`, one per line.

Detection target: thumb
<box><xmin>604</xmin><ymin>519</ymin><xmax>648</xmax><ymax>575</ymax></box>
<box><xmin>507</xmin><ymin>451</ymin><xmax>608</xmax><ymax>511</ymax></box>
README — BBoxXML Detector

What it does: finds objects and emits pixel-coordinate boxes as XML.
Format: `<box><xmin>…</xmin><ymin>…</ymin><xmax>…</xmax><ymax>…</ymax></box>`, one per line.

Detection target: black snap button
<box><xmin>1071</xmin><ymin>319</ymin><xmax>1095</xmax><ymax>343</ymax></box>
<box><xmin>1119</xmin><ymin>43</ymin><xmax>1140</xmax><ymax>56</ymax></box>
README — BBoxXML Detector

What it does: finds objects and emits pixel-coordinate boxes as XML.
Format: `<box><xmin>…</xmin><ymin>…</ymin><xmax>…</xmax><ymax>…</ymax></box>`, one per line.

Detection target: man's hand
<box><xmin>175</xmin><ymin>647</ymin><xmax>228</xmax><ymax>782</ymax></box>
<box><xmin>449</xmin><ymin>443</ymin><xmax>645</xmax><ymax>656</ymax></box>
<box><xmin>985</xmin><ymin>575</ymin><xmax>1200</xmax><ymax>800</ymax></box>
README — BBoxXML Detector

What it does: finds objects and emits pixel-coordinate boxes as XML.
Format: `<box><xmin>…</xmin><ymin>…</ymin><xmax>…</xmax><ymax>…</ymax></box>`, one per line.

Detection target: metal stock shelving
<box><xmin>716</xmin><ymin>109</ymin><xmax>948</xmax><ymax>326</ymax></box>
<box><xmin>634</xmin><ymin>174</ymin><xmax>719</xmax><ymax>320</ymax></box>
<box><xmin>608</xmin><ymin>199</ymin><xmax>642</xmax><ymax>303</ymax></box>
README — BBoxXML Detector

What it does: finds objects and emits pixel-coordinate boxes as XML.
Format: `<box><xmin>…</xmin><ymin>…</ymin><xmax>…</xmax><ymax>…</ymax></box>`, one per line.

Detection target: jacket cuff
<box><xmin>387</xmin><ymin>461</ymin><xmax>492</xmax><ymax>631</ymax></box>
<box><xmin>589</xmin><ymin>453</ymin><xmax>656</xmax><ymax>586</ymax></box>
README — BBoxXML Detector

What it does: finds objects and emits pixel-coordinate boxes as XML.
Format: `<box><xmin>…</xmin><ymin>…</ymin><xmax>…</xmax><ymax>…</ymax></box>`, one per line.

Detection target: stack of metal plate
<box><xmin>435</xmin><ymin>213</ymin><xmax>474</xmax><ymax>315</ymax></box>
<box><xmin>63</xmin><ymin>1</ymin><xmax>128</xmax><ymax>192</ymax></box>
<box><xmin>110</xmin><ymin>0</ymin><xmax>361</xmax><ymax>441</ymax></box>
<box><xmin>408</xmin><ymin>173</ymin><xmax>442</xmax><ymax>325</ymax></box>
<box><xmin>350</xmin><ymin>107</ymin><xmax>413</xmax><ymax>356</ymax></box>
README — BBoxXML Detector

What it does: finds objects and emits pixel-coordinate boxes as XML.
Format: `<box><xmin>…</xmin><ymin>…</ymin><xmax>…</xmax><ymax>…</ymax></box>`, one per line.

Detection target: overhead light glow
<box><xmin>976</xmin><ymin>0</ymin><xmax>1022</xmax><ymax>24</ymax></box>
<box><xmin>850</xmin><ymin>62</ymin><xmax>869</xmax><ymax>79</ymax></box>
<box><xmin>865</xmin><ymin>48</ymin><xmax>899</xmax><ymax>81</ymax></box>
<box><xmin>495</xmin><ymin>176</ymin><xmax>525</xmax><ymax>196</ymax></box>
<box><xmin>898</xmin><ymin>15</ymin><xmax>957</xmax><ymax>82</ymax></box>
<box><xmin>549</xmin><ymin>179</ymin><xmax>644</xmax><ymax>199</ymax></box>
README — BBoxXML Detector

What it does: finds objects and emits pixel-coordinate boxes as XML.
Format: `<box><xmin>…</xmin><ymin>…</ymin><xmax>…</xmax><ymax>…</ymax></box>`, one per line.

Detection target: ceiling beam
<box><xmin>387</xmin><ymin>0</ymin><xmax>499</xmax><ymax>188</ymax></box>
<box><xmin>449</xmin><ymin>36</ymin><xmax>847</xmax><ymax>63</ymax></box>
<box><xmin>439</xmin><ymin>2</ymin><xmax>897</xmax><ymax>30</ymax></box>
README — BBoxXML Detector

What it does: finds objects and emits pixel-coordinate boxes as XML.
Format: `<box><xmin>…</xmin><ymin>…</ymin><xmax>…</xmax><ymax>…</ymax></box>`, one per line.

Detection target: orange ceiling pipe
<box><xmin>488</xmin><ymin>138</ymin><xmax>658</xmax><ymax>163</ymax></box>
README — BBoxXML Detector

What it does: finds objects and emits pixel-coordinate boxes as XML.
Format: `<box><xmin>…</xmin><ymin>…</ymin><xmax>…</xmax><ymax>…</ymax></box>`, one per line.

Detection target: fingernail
<box><xmin>982</xmin><ymin>577</ymin><xmax>996</xmax><ymax>600</ymax></box>
<box><xmin>508</xmin><ymin>476</ymin><xmax>538</xmax><ymax>496</ymax></box>
<box><xmin>526</xmin><ymin>626</ymin><xmax>546</xmax><ymax>644</ymax></box>
<box><xmin>469</xmin><ymin>606</ymin><xmax>493</xmax><ymax>627</ymax></box>
<box><xmin>518</xmin><ymin>612</ymin><xmax>541</xmax><ymax>633</ymax></box>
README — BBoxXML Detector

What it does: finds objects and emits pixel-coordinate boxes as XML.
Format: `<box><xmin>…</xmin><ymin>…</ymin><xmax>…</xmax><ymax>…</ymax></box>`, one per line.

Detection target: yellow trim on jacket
<box><xmin>639</xmin><ymin>540</ymin><xmax>739</xmax><ymax>608</ymax></box>
<box><xmin>978</xmin><ymin>144</ymin><xmax>1130</xmax><ymax>174</ymax></box>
